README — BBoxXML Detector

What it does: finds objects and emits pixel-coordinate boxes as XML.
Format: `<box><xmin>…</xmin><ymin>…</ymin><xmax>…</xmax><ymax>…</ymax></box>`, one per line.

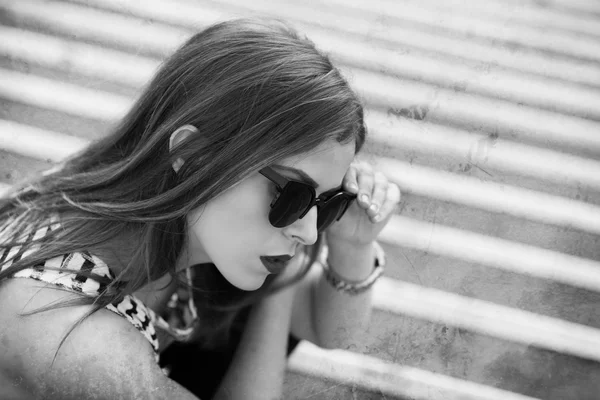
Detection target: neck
<box><xmin>175</xmin><ymin>237</ymin><xmax>212</xmax><ymax>273</ymax></box>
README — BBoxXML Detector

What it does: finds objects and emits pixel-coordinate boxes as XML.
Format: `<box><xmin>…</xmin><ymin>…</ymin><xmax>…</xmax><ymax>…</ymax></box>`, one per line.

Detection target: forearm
<box><xmin>313</xmin><ymin>239</ymin><xmax>376</xmax><ymax>349</ymax></box>
<box><xmin>212</xmin><ymin>285</ymin><xmax>296</xmax><ymax>400</ymax></box>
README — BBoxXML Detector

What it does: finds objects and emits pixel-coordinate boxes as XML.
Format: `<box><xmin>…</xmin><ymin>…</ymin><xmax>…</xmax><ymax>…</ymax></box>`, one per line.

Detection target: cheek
<box><xmin>190</xmin><ymin>181</ymin><xmax>274</xmax><ymax>253</ymax></box>
<box><xmin>215</xmin><ymin>184</ymin><xmax>271</xmax><ymax>231</ymax></box>
<box><xmin>185</xmin><ymin>181</ymin><xmax>278</xmax><ymax>290</ymax></box>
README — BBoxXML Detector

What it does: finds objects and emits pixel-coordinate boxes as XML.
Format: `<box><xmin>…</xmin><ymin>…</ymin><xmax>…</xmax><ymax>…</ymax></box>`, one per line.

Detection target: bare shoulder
<box><xmin>0</xmin><ymin>278</ymin><xmax>199</xmax><ymax>400</ymax></box>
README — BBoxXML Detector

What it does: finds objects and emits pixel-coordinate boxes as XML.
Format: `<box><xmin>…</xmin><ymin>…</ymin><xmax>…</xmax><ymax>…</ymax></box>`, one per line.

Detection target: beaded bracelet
<box><xmin>320</xmin><ymin>241</ymin><xmax>386</xmax><ymax>295</ymax></box>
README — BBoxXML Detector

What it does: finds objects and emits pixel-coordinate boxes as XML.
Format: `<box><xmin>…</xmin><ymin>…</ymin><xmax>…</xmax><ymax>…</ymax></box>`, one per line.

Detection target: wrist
<box><xmin>320</xmin><ymin>241</ymin><xmax>385</xmax><ymax>295</ymax></box>
<box><xmin>324</xmin><ymin>238</ymin><xmax>377</xmax><ymax>281</ymax></box>
<box><xmin>326</xmin><ymin>236</ymin><xmax>375</xmax><ymax>254</ymax></box>
<box><xmin>326</xmin><ymin>232</ymin><xmax>376</xmax><ymax>250</ymax></box>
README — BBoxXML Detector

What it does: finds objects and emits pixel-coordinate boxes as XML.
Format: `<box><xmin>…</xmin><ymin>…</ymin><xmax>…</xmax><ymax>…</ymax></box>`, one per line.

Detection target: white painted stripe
<box><xmin>5</xmin><ymin>119</ymin><xmax>600</xmax><ymax>237</ymax></box>
<box><xmin>289</xmin><ymin>341</ymin><xmax>540</xmax><ymax>400</ymax></box>
<box><xmin>488</xmin><ymin>0</ymin><xmax>600</xmax><ymax>15</ymax></box>
<box><xmin>379</xmin><ymin>215</ymin><xmax>600</xmax><ymax>293</ymax></box>
<box><xmin>0</xmin><ymin>27</ymin><xmax>157</xmax><ymax>88</ymax></box>
<box><xmin>355</xmin><ymin>70</ymin><xmax>600</xmax><ymax>158</ymax></box>
<box><xmin>9</xmin><ymin>0</ymin><xmax>600</xmax><ymax>90</ymax></box>
<box><xmin>0</xmin><ymin>69</ymin><xmax>129</xmax><ymax>121</ymax></box>
<box><xmin>1</xmin><ymin>0</ymin><xmax>598</xmax><ymax>395</ymax></box>
<box><xmin>3</xmin><ymin>69</ymin><xmax>599</xmax><ymax>190</ymax></box>
<box><xmin>330</xmin><ymin>0</ymin><xmax>600</xmax><ymax>37</ymax></box>
<box><xmin>372</xmin><ymin>158</ymin><xmax>600</xmax><ymax>236</ymax></box>
<box><xmin>299</xmin><ymin>0</ymin><xmax>600</xmax><ymax>61</ymax></box>
<box><xmin>4</xmin><ymin>116</ymin><xmax>600</xmax><ymax>233</ymax></box>
<box><xmin>4</xmin><ymin>3</ymin><xmax>600</xmax><ymax>156</ymax></box>
<box><xmin>69</xmin><ymin>0</ymin><xmax>227</xmax><ymax>31</ymax></box>
<box><xmin>374</xmin><ymin>276</ymin><xmax>600</xmax><ymax>363</ymax></box>
<box><xmin>0</xmin><ymin>120</ymin><xmax>89</xmax><ymax>162</ymax></box>
<box><xmin>0</xmin><ymin>183</ymin><xmax>10</xmax><ymax>196</ymax></box>
<box><xmin>0</xmin><ymin>120</ymin><xmax>600</xmax><ymax>291</ymax></box>
<box><xmin>2</xmin><ymin>174</ymin><xmax>600</xmax><ymax>366</ymax></box>
<box><xmin>203</xmin><ymin>0</ymin><xmax>600</xmax><ymax>63</ymax></box>
<box><xmin>65</xmin><ymin>0</ymin><xmax>600</xmax><ymax>120</ymax></box>
<box><xmin>0</xmin><ymin>0</ymin><xmax>186</xmax><ymax>56</ymax></box>
<box><xmin>367</xmin><ymin>112</ymin><xmax>600</xmax><ymax>191</ymax></box>
<box><xmin>315</xmin><ymin>29</ymin><xmax>600</xmax><ymax>120</ymax></box>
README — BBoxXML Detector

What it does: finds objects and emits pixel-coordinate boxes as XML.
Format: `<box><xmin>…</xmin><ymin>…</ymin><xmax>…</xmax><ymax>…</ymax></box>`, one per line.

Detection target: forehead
<box><xmin>279</xmin><ymin>140</ymin><xmax>355</xmax><ymax>191</ymax></box>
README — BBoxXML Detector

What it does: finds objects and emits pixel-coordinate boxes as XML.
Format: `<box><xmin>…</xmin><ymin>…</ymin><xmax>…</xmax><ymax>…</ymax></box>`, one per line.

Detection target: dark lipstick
<box><xmin>260</xmin><ymin>254</ymin><xmax>293</xmax><ymax>274</ymax></box>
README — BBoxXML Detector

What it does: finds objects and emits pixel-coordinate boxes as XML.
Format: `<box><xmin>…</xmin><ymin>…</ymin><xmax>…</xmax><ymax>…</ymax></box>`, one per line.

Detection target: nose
<box><xmin>283</xmin><ymin>205</ymin><xmax>319</xmax><ymax>246</ymax></box>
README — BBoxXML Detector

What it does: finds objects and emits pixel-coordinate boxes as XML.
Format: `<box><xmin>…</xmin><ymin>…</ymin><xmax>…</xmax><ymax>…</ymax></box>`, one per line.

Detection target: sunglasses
<box><xmin>259</xmin><ymin>166</ymin><xmax>356</xmax><ymax>232</ymax></box>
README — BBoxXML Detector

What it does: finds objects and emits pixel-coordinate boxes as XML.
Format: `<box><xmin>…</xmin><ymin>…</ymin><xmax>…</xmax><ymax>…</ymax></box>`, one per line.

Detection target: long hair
<box><xmin>0</xmin><ymin>18</ymin><xmax>366</xmax><ymax>350</ymax></box>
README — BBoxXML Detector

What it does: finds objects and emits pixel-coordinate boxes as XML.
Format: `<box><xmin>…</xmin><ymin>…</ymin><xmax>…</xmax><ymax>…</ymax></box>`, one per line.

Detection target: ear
<box><xmin>169</xmin><ymin>125</ymin><xmax>198</xmax><ymax>173</ymax></box>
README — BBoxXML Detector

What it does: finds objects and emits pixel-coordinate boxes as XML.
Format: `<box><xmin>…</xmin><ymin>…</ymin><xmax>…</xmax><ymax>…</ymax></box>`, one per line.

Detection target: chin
<box><xmin>216</xmin><ymin>265</ymin><xmax>267</xmax><ymax>291</ymax></box>
<box><xmin>231</xmin><ymin>276</ymin><xmax>267</xmax><ymax>291</ymax></box>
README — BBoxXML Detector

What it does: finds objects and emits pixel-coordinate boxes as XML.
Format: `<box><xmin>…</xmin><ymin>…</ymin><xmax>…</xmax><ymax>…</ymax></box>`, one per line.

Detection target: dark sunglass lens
<box><xmin>269</xmin><ymin>183</ymin><xmax>314</xmax><ymax>228</ymax></box>
<box><xmin>317</xmin><ymin>196</ymin><xmax>351</xmax><ymax>231</ymax></box>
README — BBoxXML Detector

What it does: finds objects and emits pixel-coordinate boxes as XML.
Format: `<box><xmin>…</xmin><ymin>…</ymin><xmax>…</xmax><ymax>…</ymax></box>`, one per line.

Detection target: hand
<box><xmin>325</xmin><ymin>161</ymin><xmax>401</xmax><ymax>247</ymax></box>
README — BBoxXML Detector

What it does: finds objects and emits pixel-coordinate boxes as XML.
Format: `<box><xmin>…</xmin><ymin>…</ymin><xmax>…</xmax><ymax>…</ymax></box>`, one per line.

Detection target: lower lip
<box><xmin>260</xmin><ymin>257</ymin><xmax>289</xmax><ymax>274</ymax></box>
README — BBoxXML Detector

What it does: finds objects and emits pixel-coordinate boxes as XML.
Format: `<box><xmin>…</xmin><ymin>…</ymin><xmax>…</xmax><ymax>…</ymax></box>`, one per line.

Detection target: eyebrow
<box><xmin>272</xmin><ymin>165</ymin><xmax>344</xmax><ymax>194</ymax></box>
<box><xmin>272</xmin><ymin>165</ymin><xmax>320</xmax><ymax>188</ymax></box>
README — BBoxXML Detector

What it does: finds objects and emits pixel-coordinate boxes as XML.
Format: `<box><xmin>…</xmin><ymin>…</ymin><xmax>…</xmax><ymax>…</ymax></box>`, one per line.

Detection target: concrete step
<box><xmin>4</xmin><ymin>33</ymin><xmax>600</xmax><ymax>193</ymax></box>
<box><xmin>39</xmin><ymin>0</ymin><xmax>600</xmax><ymax>120</ymax></box>
<box><xmin>1</xmin><ymin>1</ymin><xmax>600</xmax><ymax>399</ymax></box>
<box><xmin>3</xmin><ymin>0</ymin><xmax>600</xmax><ymax>158</ymax></box>
<box><xmin>70</xmin><ymin>0</ymin><xmax>600</xmax><ymax>88</ymax></box>
<box><xmin>264</xmin><ymin>0</ymin><xmax>600</xmax><ymax>62</ymax></box>
<box><xmin>308</xmin><ymin>0</ymin><xmax>600</xmax><ymax>39</ymax></box>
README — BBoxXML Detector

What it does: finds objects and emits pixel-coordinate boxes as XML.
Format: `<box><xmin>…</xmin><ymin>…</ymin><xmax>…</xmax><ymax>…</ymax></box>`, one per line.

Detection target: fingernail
<box><xmin>373</xmin><ymin>213</ymin><xmax>381</xmax><ymax>222</ymax></box>
<box><xmin>348</xmin><ymin>183</ymin><xmax>358</xmax><ymax>191</ymax></box>
<box><xmin>360</xmin><ymin>194</ymin><xmax>369</xmax><ymax>204</ymax></box>
<box><xmin>369</xmin><ymin>204</ymin><xmax>379</xmax><ymax>213</ymax></box>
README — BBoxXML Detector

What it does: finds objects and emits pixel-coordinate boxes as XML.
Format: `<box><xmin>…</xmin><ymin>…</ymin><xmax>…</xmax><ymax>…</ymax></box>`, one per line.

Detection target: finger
<box><xmin>367</xmin><ymin>172</ymin><xmax>388</xmax><ymax>218</ymax></box>
<box><xmin>373</xmin><ymin>183</ymin><xmax>401</xmax><ymax>223</ymax></box>
<box><xmin>343</xmin><ymin>164</ymin><xmax>359</xmax><ymax>194</ymax></box>
<box><xmin>356</xmin><ymin>167</ymin><xmax>374</xmax><ymax>208</ymax></box>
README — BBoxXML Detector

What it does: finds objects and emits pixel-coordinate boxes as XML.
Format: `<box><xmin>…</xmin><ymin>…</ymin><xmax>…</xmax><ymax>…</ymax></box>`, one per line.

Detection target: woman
<box><xmin>0</xmin><ymin>19</ymin><xmax>400</xmax><ymax>399</ymax></box>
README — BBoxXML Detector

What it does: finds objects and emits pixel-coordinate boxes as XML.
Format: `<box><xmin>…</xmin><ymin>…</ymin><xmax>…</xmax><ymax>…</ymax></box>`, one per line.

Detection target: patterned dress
<box><xmin>0</xmin><ymin>215</ymin><xmax>303</xmax><ymax>397</ymax></box>
<box><xmin>0</xmin><ymin>217</ymin><xmax>197</xmax><ymax>369</ymax></box>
